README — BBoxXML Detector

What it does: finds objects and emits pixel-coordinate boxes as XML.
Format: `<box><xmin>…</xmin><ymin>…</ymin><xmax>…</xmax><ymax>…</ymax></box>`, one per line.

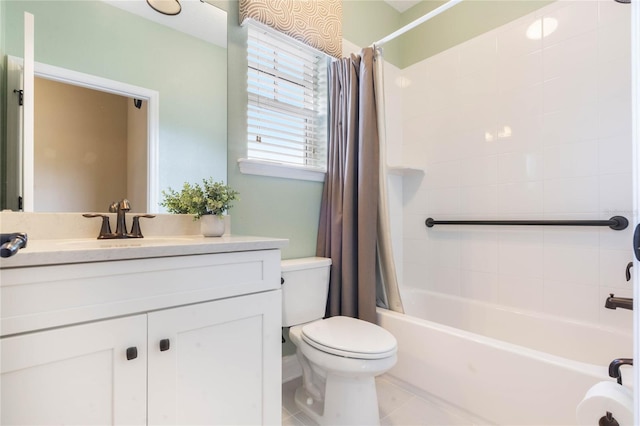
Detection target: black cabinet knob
<box><xmin>126</xmin><ymin>346</ymin><xmax>138</xmax><ymax>360</ymax></box>
<box><xmin>159</xmin><ymin>339</ymin><xmax>170</xmax><ymax>352</ymax></box>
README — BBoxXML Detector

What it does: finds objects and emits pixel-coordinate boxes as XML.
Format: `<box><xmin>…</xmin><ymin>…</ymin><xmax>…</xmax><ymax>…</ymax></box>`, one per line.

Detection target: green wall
<box><xmin>0</xmin><ymin>0</ymin><xmax>553</xmax><ymax>260</ymax></box>
<box><xmin>226</xmin><ymin>0</ymin><xmax>556</xmax><ymax>353</ymax></box>
<box><xmin>342</xmin><ymin>0</ymin><xmax>404</xmax><ymax>66</ymax></box>
<box><xmin>2</xmin><ymin>0</ymin><xmax>227</xmax><ymax>211</ymax></box>
<box><xmin>225</xmin><ymin>0</ymin><xmax>554</xmax><ymax>259</ymax></box>
<box><xmin>342</xmin><ymin>0</ymin><xmax>552</xmax><ymax>69</ymax></box>
<box><xmin>226</xmin><ymin>0</ymin><xmax>324</xmax><ymax>260</ymax></box>
<box><xmin>397</xmin><ymin>0</ymin><xmax>553</xmax><ymax>68</ymax></box>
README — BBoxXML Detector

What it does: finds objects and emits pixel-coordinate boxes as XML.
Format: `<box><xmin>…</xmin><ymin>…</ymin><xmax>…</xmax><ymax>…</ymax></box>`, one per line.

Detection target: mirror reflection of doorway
<box><xmin>34</xmin><ymin>77</ymin><xmax>148</xmax><ymax>212</ymax></box>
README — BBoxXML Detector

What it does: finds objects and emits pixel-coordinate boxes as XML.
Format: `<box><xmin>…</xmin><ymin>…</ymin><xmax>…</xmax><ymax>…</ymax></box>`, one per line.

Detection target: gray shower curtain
<box><xmin>316</xmin><ymin>47</ymin><xmax>379</xmax><ymax>324</ymax></box>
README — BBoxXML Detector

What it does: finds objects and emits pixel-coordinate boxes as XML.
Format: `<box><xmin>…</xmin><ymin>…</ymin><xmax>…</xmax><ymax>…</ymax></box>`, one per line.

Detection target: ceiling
<box><xmin>383</xmin><ymin>0</ymin><xmax>422</xmax><ymax>13</ymax></box>
<box><xmin>101</xmin><ymin>0</ymin><xmax>227</xmax><ymax>47</ymax></box>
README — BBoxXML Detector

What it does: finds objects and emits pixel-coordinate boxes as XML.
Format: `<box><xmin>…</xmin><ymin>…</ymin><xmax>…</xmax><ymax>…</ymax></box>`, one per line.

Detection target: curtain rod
<box><xmin>373</xmin><ymin>0</ymin><xmax>464</xmax><ymax>47</ymax></box>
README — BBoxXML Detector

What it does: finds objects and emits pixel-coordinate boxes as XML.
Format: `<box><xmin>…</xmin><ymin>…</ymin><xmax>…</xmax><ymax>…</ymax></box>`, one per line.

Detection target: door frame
<box><xmin>7</xmin><ymin>56</ymin><xmax>160</xmax><ymax>212</ymax></box>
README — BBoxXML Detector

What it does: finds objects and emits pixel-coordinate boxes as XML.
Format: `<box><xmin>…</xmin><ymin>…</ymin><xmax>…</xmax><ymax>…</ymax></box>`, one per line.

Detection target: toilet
<box><xmin>281</xmin><ymin>257</ymin><xmax>397</xmax><ymax>426</ymax></box>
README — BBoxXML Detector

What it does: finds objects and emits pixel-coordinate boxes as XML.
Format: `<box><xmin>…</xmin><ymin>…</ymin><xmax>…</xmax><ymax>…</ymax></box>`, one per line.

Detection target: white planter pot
<box><xmin>199</xmin><ymin>215</ymin><xmax>225</xmax><ymax>237</ymax></box>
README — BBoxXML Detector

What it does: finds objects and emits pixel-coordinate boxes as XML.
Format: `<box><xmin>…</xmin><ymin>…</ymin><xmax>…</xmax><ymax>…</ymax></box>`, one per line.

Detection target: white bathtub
<box><xmin>377</xmin><ymin>289</ymin><xmax>634</xmax><ymax>425</ymax></box>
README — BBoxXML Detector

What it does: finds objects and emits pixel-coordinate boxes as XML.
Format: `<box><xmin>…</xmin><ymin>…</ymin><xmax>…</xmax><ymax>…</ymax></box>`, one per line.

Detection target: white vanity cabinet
<box><xmin>147</xmin><ymin>291</ymin><xmax>279</xmax><ymax>425</ymax></box>
<box><xmin>1</xmin><ymin>314</ymin><xmax>148</xmax><ymax>425</ymax></box>
<box><xmin>0</xmin><ymin>242</ymin><xmax>284</xmax><ymax>426</ymax></box>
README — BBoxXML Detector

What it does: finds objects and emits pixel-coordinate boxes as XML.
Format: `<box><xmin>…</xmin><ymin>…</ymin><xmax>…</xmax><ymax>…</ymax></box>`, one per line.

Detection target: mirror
<box><xmin>2</xmin><ymin>0</ymin><xmax>227</xmax><ymax>213</ymax></box>
<box><xmin>34</xmin><ymin>76</ymin><xmax>150</xmax><ymax>213</ymax></box>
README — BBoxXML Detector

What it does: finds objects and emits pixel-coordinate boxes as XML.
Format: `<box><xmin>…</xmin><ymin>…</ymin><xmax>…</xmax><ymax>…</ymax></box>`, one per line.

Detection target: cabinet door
<box><xmin>148</xmin><ymin>290</ymin><xmax>281</xmax><ymax>425</ymax></box>
<box><xmin>1</xmin><ymin>315</ymin><xmax>147</xmax><ymax>425</ymax></box>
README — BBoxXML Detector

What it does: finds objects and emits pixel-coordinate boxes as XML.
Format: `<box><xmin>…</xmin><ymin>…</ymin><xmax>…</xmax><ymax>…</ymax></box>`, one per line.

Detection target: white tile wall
<box><xmin>399</xmin><ymin>1</ymin><xmax>633</xmax><ymax>328</ymax></box>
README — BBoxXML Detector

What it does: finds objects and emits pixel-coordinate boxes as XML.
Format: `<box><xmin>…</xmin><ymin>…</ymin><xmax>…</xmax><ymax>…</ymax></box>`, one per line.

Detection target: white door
<box><xmin>147</xmin><ymin>291</ymin><xmax>282</xmax><ymax>425</ymax></box>
<box><xmin>5</xmin><ymin>56</ymin><xmax>24</xmax><ymax>211</ymax></box>
<box><xmin>0</xmin><ymin>315</ymin><xmax>147</xmax><ymax>425</ymax></box>
<box><xmin>22</xmin><ymin>11</ymin><xmax>34</xmax><ymax>211</ymax></box>
<box><xmin>4</xmin><ymin>13</ymin><xmax>35</xmax><ymax>211</ymax></box>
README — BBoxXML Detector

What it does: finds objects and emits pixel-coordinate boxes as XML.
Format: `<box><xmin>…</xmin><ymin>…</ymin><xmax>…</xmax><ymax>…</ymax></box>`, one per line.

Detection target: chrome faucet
<box><xmin>110</xmin><ymin>199</ymin><xmax>131</xmax><ymax>237</ymax></box>
<box><xmin>605</xmin><ymin>294</ymin><xmax>633</xmax><ymax>311</ymax></box>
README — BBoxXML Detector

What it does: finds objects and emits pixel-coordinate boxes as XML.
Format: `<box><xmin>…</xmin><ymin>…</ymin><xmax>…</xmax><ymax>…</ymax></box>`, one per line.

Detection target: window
<box><xmin>241</xmin><ymin>22</ymin><xmax>329</xmax><ymax>181</ymax></box>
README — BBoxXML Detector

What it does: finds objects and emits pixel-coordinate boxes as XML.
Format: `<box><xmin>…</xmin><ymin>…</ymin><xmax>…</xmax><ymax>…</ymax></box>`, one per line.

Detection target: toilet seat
<box><xmin>301</xmin><ymin>316</ymin><xmax>397</xmax><ymax>360</ymax></box>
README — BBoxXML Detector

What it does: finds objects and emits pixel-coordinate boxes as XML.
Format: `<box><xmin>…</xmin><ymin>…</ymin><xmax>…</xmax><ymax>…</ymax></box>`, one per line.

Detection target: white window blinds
<box><xmin>247</xmin><ymin>22</ymin><xmax>328</xmax><ymax>171</ymax></box>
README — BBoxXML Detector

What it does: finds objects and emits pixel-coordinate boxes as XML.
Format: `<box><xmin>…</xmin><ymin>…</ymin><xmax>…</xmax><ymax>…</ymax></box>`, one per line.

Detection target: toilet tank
<box><xmin>281</xmin><ymin>257</ymin><xmax>332</xmax><ymax>327</ymax></box>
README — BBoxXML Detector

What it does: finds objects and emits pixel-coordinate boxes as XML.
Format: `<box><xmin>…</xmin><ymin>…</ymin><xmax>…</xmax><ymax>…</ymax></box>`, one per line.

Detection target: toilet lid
<box><xmin>301</xmin><ymin>316</ymin><xmax>397</xmax><ymax>360</ymax></box>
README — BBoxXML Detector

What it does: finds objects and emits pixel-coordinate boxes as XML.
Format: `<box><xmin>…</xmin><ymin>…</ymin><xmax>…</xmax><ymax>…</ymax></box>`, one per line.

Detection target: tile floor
<box><xmin>282</xmin><ymin>375</ymin><xmax>483</xmax><ymax>426</ymax></box>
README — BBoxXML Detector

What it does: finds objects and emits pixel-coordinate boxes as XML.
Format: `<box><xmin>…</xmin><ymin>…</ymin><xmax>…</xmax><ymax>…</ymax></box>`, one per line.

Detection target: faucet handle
<box><xmin>83</xmin><ymin>214</ymin><xmax>113</xmax><ymax>239</ymax></box>
<box><xmin>130</xmin><ymin>214</ymin><xmax>156</xmax><ymax>238</ymax></box>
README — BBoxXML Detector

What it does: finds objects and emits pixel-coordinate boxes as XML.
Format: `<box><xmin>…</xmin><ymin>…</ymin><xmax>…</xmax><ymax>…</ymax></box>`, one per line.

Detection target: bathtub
<box><xmin>377</xmin><ymin>289</ymin><xmax>634</xmax><ymax>425</ymax></box>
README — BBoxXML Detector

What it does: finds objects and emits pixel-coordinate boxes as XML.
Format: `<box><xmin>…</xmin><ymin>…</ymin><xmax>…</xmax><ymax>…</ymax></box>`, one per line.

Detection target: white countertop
<box><xmin>0</xmin><ymin>235</ymin><xmax>288</xmax><ymax>268</ymax></box>
<box><xmin>0</xmin><ymin>212</ymin><xmax>288</xmax><ymax>268</ymax></box>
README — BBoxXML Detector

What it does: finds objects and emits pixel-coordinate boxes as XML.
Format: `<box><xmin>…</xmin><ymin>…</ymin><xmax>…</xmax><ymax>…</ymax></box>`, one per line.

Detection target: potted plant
<box><xmin>161</xmin><ymin>178</ymin><xmax>239</xmax><ymax>237</ymax></box>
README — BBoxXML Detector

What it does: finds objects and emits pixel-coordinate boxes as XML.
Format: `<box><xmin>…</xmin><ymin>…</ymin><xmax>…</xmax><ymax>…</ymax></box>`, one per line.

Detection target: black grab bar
<box><xmin>425</xmin><ymin>216</ymin><xmax>628</xmax><ymax>231</ymax></box>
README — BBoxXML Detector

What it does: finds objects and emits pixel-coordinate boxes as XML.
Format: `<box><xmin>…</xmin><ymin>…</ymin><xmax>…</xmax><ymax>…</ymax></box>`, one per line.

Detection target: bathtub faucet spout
<box><xmin>604</xmin><ymin>294</ymin><xmax>633</xmax><ymax>311</ymax></box>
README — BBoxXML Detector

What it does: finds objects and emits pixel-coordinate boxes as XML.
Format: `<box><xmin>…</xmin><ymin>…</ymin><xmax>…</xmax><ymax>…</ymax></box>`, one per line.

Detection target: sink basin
<box><xmin>56</xmin><ymin>237</ymin><xmax>198</xmax><ymax>250</ymax></box>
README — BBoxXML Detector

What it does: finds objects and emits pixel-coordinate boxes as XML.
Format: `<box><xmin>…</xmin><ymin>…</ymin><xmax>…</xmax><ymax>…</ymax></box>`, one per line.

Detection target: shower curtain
<box><xmin>316</xmin><ymin>47</ymin><xmax>379</xmax><ymax>323</ymax></box>
<box><xmin>316</xmin><ymin>47</ymin><xmax>403</xmax><ymax>324</ymax></box>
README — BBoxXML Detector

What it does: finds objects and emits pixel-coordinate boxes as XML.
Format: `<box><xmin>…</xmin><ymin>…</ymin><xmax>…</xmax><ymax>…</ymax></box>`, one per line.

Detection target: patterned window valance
<box><xmin>239</xmin><ymin>0</ymin><xmax>342</xmax><ymax>59</ymax></box>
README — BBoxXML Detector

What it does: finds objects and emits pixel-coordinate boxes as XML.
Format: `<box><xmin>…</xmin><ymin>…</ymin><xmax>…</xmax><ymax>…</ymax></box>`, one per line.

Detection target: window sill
<box><xmin>237</xmin><ymin>158</ymin><xmax>326</xmax><ymax>182</ymax></box>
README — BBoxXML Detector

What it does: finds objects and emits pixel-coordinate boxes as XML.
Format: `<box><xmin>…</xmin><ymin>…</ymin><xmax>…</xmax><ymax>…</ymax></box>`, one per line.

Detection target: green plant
<box><xmin>161</xmin><ymin>178</ymin><xmax>239</xmax><ymax>219</ymax></box>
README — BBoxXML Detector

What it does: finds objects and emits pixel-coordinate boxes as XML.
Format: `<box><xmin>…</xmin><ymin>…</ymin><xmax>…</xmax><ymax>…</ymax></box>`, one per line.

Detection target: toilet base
<box><xmin>294</xmin><ymin>374</ymin><xmax>380</xmax><ymax>426</ymax></box>
<box><xmin>294</xmin><ymin>386</ymin><xmax>325</xmax><ymax>422</ymax></box>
